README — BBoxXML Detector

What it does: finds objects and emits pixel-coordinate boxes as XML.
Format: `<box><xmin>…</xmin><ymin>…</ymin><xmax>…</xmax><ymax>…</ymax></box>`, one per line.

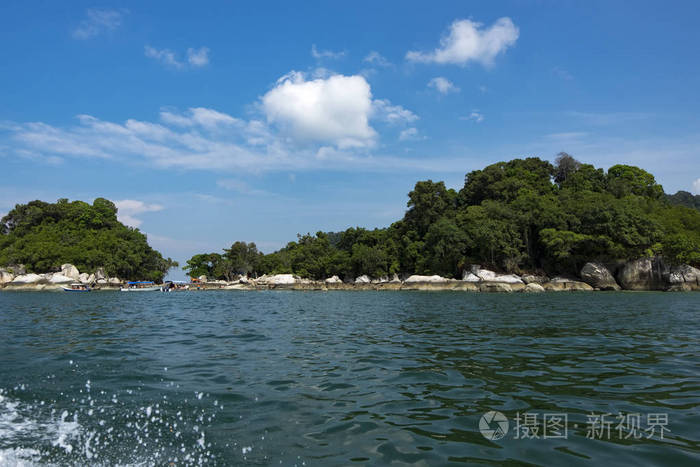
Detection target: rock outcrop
<box><xmin>543</xmin><ymin>277</ymin><xmax>594</xmax><ymax>291</ymax></box>
<box><xmin>61</xmin><ymin>264</ymin><xmax>80</xmax><ymax>281</ymax></box>
<box><xmin>354</xmin><ymin>275</ymin><xmax>371</xmax><ymax>284</ymax></box>
<box><xmin>522</xmin><ymin>283</ymin><xmax>545</xmax><ymax>293</ymax></box>
<box><xmin>404</xmin><ymin>275</ymin><xmax>449</xmax><ymax>283</ymax></box>
<box><xmin>325</xmin><ymin>275</ymin><xmax>342</xmax><ymax>284</ymax></box>
<box><xmin>48</xmin><ymin>274</ymin><xmax>74</xmax><ymax>284</ymax></box>
<box><xmin>618</xmin><ymin>257</ymin><xmax>669</xmax><ymax>290</ymax></box>
<box><xmin>580</xmin><ymin>262</ymin><xmax>620</xmax><ymax>290</ymax></box>
<box><xmin>462</xmin><ymin>271</ymin><xmax>480</xmax><ymax>282</ymax></box>
<box><xmin>522</xmin><ymin>274</ymin><xmax>548</xmax><ymax>284</ymax></box>
<box><xmin>11</xmin><ymin>274</ymin><xmax>47</xmax><ymax>285</ymax></box>
<box><xmin>257</xmin><ymin>274</ymin><xmax>297</xmax><ymax>285</ymax></box>
<box><xmin>0</xmin><ymin>269</ymin><xmax>14</xmax><ymax>285</ymax></box>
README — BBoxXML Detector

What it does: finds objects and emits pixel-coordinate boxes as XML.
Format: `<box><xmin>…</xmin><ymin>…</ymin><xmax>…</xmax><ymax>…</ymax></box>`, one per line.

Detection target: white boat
<box><xmin>120</xmin><ymin>281</ymin><xmax>161</xmax><ymax>292</ymax></box>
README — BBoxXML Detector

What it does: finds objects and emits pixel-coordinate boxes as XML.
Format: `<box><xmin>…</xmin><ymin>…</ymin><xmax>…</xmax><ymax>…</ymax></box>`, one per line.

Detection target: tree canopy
<box><xmin>183</xmin><ymin>156</ymin><xmax>700</xmax><ymax>281</ymax></box>
<box><xmin>0</xmin><ymin>198</ymin><xmax>177</xmax><ymax>281</ymax></box>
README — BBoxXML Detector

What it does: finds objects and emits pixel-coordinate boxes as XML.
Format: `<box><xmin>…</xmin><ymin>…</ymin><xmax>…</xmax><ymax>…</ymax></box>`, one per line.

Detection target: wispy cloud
<box><xmin>428</xmin><ymin>77</ymin><xmax>460</xmax><ymax>95</ymax></box>
<box><xmin>692</xmin><ymin>178</ymin><xmax>700</xmax><ymax>195</ymax></box>
<box><xmin>399</xmin><ymin>127</ymin><xmax>422</xmax><ymax>141</ymax></box>
<box><xmin>72</xmin><ymin>8</ymin><xmax>126</xmax><ymax>39</ymax></box>
<box><xmin>187</xmin><ymin>47</ymin><xmax>210</xmax><ymax>67</ymax></box>
<box><xmin>146</xmin><ymin>46</ymin><xmax>211</xmax><ymax>69</ymax></box>
<box><xmin>216</xmin><ymin>178</ymin><xmax>269</xmax><ymax>195</ymax></box>
<box><xmin>552</xmin><ymin>66</ymin><xmax>573</xmax><ymax>81</ymax></box>
<box><xmin>311</xmin><ymin>44</ymin><xmax>345</xmax><ymax>60</ymax></box>
<box><xmin>565</xmin><ymin>111</ymin><xmax>653</xmax><ymax>126</ymax></box>
<box><xmin>363</xmin><ymin>51</ymin><xmax>391</xmax><ymax>67</ymax></box>
<box><xmin>461</xmin><ymin>111</ymin><xmax>484</xmax><ymax>123</ymax></box>
<box><xmin>114</xmin><ymin>199</ymin><xmax>163</xmax><ymax>228</ymax></box>
<box><xmin>406</xmin><ymin>18</ymin><xmax>519</xmax><ymax>66</ymax></box>
<box><xmin>145</xmin><ymin>46</ymin><xmax>184</xmax><ymax>69</ymax></box>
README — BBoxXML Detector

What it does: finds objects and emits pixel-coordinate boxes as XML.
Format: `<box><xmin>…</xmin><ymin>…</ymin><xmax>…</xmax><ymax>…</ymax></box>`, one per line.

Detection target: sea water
<box><xmin>0</xmin><ymin>290</ymin><xmax>698</xmax><ymax>465</ymax></box>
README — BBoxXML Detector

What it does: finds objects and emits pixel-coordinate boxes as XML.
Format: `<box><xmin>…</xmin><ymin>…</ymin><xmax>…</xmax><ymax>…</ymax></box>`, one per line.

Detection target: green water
<box><xmin>0</xmin><ymin>290</ymin><xmax>698</xmax><ymax>466</ymax></box>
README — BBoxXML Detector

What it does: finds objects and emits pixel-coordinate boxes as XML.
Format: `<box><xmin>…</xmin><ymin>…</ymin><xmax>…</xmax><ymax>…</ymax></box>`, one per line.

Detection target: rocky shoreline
<box><xmin>2</xmin><ymin>258</ymin><xmax>698</xmax><ymax>292</ymax></box>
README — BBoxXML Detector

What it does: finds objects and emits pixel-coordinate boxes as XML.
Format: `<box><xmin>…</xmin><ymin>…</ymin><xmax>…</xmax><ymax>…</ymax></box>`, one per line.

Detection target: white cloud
<box><xmin>146</xmin><ymin>46</ymin><xmax>211</xmax><ymax>69</ymax></box>
<box><xmin>261</xmin><ymin>71</ymin><xmax>377</xmax><ymax>148</ymax></box>
<box><xmin>311</xmin><ymin>45</ymin><xmax>345</xmax><ymax>60</ymax></box>
<box><xmin>216</xmin><ymin>179</ymin><xmax>269</xmax><ymax>195</ymax></box>
<box><xmin>428</xmin><ymin>77</ymin><xmax>460</xmax><ymax>95</ymax></box>
<box><xmin>187</xmin><ymin>47</ymin><xmax>210</xmax><ymax>67</ymax></box>
<box><xmin>461</xmin><ymin>111</ymin><xmax>484</xmax><ymax>123</ymax></box>
<box><xmin>552</xmin><ymin>66</ymin><xmax>573</xmax><ymax>81</ymax></box>
<box><xmin>1</xmin><ymin>72</ymin><xmax>427</xmax><ymax>173</ymax></box>
<box><xmin>372</xmin><ymin>99</ymin><xmax>419</xmax><ymax>125</ymax></box>
<box><xmin>145</xmin><ymin>46</ymin><xmax>184</xmax><ymax>69</ymax></box>
<box><xmin>399</xmin><ymin>128</ymin><xmax>420</xmax><ymax>141</ymax></box>
<box><xmin>363</xmin><ymin>51</ymin><xmax>391</xmax><ymax>67</ymax></box>
<box><xmin>693</xmin><ymin>178</ymin><xmax>700</xmax><ymax>195</ymax></box>
<box><xmin>406</xmin><ymin>17</ymin><xmax>519</xmax><ymax>66</ymax></box>
<box><xmin>160</xmin><ymin>107</ymin><xmax>241</xmax><ymax>129</ymax></box>
<box><xmin>73</xmin><ymin>8</ymin><xmax>125</xmax><ymax>39</ymax></box>
<box><xmin>114</xmin><ymin>199</ymin><xmax>163</xmax><ymax>228</ymax></box>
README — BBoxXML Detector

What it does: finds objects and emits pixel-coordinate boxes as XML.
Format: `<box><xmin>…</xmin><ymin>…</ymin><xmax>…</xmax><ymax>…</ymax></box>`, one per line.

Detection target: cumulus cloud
<box><xmin>261</xmin><ymin>71</ymin><xmax>377</xmax><ymax>148</ymax></box>
<box><xmin>73</xmin><ymin>8</ymin><xmax>126</xmax><ymax>39</ymax></box>
<box><xmin>311</xmin><ymin>45</ymin><xmax>345</xmax><ymax>60</ymax></box>
<box><xmin>406</xmin><ymin>17</ymin><xmax>519</xmax><ymax>66</ymax></box>
<box><xmin>428</xmin><ymin>77</ymin><xmax>460</xmax><ymax>95</ymax></box>
<box><xmin>693</xmin><ymin>178</ymin><xmax>700</xmax><ymax>195</ymax></box>
<box><xmin>2</xmin><ymin>72</ymin><xmax>424</xmax><ymax>172</ymax></box>
<box><xmin>114</xmin><ymin>200</ymin><xmax>163</xmax><ymax>228</ymax></box>
<box><xmin>187</xmin><ymin>47</ymin><xmax>210</xmax><ymax>67</ymax></box>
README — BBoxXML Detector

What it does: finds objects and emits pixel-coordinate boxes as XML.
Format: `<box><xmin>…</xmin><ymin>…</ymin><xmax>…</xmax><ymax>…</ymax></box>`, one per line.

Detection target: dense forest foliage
<box><xmin>185</xmin><ymin>155</ymin><xmax>700</xmax><ymax>281</ymax></box>
<box><xmin>0</xmin><ymin>198</ymin><xmax>177</xmax><ymax>281</ymax></box>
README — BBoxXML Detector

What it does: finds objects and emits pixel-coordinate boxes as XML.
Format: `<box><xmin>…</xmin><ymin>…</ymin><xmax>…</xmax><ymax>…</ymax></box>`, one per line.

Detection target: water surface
<box><xmin>1</xmin><ymin>290</ymin><xmax>698</xmax><ymax>465</ymax></box>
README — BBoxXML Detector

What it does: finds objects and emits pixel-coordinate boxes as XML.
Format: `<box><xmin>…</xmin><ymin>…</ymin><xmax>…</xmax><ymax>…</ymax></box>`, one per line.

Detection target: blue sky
<box><xmin>1</xmin><ymin>1</ymin><xmax>699</xmax><ymax>278</ymax></box>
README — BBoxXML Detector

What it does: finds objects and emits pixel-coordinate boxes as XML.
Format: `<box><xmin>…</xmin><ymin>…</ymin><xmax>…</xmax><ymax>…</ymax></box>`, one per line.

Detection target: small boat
<box><xmin>63</xmin><ymin>283</ymin><xmax>91</xmax><ymax>292</ymax></box>
<box><xmin>120</xmin><ymin>281</ymin><xmax>161</xmax><ymax>292</ymax></box>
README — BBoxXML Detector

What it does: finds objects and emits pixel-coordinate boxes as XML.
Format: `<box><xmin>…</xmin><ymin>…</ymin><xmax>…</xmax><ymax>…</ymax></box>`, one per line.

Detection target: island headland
<box><xmin>1</xmin><ymin>155</ymin><xmax>699</xmax><ymax>292</ymax></box>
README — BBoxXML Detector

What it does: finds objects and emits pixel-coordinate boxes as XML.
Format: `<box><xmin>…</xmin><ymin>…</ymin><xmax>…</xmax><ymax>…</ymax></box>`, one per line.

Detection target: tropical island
<box><xmin>0</xmin><ymin>197</ymin><xmax>177</xmax><ymax>287</ymax></box>
<box><xmin>1</xmin><ymin>155</ymin><xmax>699</xmax><ymax>292</ymax></box>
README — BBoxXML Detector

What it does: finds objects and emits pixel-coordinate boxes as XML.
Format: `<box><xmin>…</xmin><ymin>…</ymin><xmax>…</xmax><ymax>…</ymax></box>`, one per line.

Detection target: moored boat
<box><xmin>120</xmin><ymin>281</ymin><xmax>161</xmax><ymax>292</ymax></box>
<box><xmin>63</xmin><ymin>283</ymin><xmax>91</xmax><ymax>292</ymax></box>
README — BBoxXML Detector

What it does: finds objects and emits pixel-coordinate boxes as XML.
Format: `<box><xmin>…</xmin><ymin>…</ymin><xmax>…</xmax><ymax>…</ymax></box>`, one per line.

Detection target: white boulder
<box><xmin>325</xmin><ymin>275</ymin><xmax>342</xmax><ymax>284</ymax></box>
<box><xmin>462</xmin><ymin>272</ymin><xmax>480</xmax><ymax>282</ymax></box>
<box><xmin>389</xmin><ymin>273</ymin><xmax>402</xmax><ymax>283</ymax></box>
<box><xmin>11</xmin><ymin>273</ymin><xmax>47</xmax><ymax>284</ymax></box>
<box><xmin>61</xmin><ymin>264</ymin><xmax>80</xmax><ymax>281</ymax></box>
<box><xmin>95</xmin><ymin>267</ymin><xmax>106</xmax><ymax>280</ymax></box>
<box><xmin>259</xmin><ymin>274</ymin><xmax>297</xmax><ymax>285</ymax></box>
<box><xmin>355</xmin><ymin>275</ymin><xmax>371</xmax><ymax>284</ymax></box>
<box><xmin>475</xmin><ymin>269</ymin><xmax>497</xmax><ymax>281</ymax></box>
<box><xmin>472</xmin><ymin>268</ymin><xmax>523</xmax><ymax>283</ymax></box>
<box><xmin>108</xmin><ymin>277</ymin><xmax>121</xmax><ymax>285</ymax></box>
<box><xmin>404</xmin><ymin>275</ymin><xmax>449</xmax><ymax>283</ymax></box>
<box><xmin>49</xmin><ymin>274</ymin><xmax>74</xmax><ymax>284</ymax></box>
<box><xmin>0</xmin><ymin>269</ymin><xmax>14</xmax><ymax>284</ymax></box>
<box><xmin>522</xmin><ymin>283</ymin><xmax>545</xmax><ymax>293</ymax></box>
<box><xmin>239</xmin><ymin>275</ymin><xmax>249</xmax><ymax>284</ymax></box>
